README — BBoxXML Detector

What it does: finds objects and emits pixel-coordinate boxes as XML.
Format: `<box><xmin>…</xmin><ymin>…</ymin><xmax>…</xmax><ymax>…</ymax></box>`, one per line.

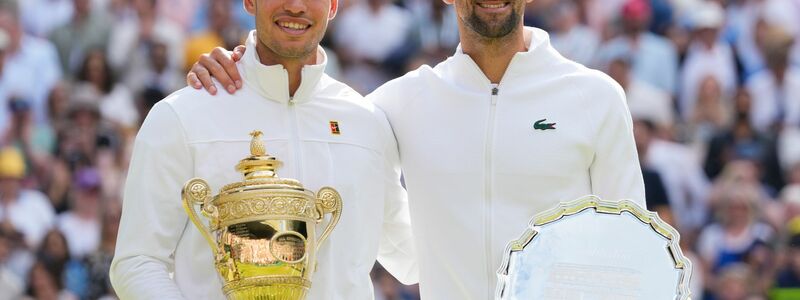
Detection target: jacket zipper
<box><xmin>288</xmin><ymin>97</ymin><xmax>304</xmax><ymax>181</ymax></box>
<box><xmin>485</xmin><ymin>84</ymin><xmax>499</xmax><ymax>297</ymax></box>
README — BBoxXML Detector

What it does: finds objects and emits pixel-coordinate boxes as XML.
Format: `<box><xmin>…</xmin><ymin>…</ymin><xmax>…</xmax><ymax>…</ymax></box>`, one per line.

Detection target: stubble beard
<box><xmin>464</xmin><ymin>6</ymin><xmax>520</xmax><ymax>39</ymax></box>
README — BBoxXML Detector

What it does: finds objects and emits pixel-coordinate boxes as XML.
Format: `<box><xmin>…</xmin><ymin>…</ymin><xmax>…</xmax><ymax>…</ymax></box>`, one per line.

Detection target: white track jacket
<box><xmin>111</xmin><ymin>32</ymin><xmax>417</xmax><ymax>300</ymax></box>
<box><xmin>368</xmin><ymin>27</ymin><xmax>646</xmax><ymax>299</ymax></box>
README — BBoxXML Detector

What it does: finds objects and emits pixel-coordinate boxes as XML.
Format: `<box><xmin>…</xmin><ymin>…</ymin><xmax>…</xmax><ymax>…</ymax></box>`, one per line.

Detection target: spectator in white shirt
<box><xmin>0</xmin><ymin>147</ymin><xmax>55</xmax><ymax>250</ymax></box>
<box><xmin>56</xmin><ymin>168</ymin><xmax>101</xmax><ymax>259</ymax></box>
<box><xmin>333</xmin><ymin>0</ymin><xmax>414</xmax><ymax>92</ymax></box>
<box><xmin>548</xmin><ymin>1</ymin><xmax>599</xmax><ymax>66</ymax></box>
<box><xmin>679</xmin><ymin>1</ymin><xmax>737</xmax><ymax>122</ymax></box>
<box><xmin>607</xmin><ymin>53</ymin><xmax>674</xmax><ymax>132</ymax></box>
<box><xmin>107</xmin><ymin>0</ymin><xmax>183</xmax><ymax>94</ymax></box>
<box><xmin>745</xmin><ymin>26</ymin><xmax>800</xmax><ymax>133</ymax></box>
<box><xmin>0</xmin><ymin>1</ymin><xmax>63</xmax><ymax>128</ymax></box>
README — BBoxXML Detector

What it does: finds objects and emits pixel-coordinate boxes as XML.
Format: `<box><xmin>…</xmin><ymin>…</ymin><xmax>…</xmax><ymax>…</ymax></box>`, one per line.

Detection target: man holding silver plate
<box><xmin>110</xmin><ymin>0</ymin><xmax>417</xmax><ymax>299</ymax></box>
<box><xmin>188</xmin><ymin>0</ymin><xmax>695</xmax><ymax>299</ymax></box>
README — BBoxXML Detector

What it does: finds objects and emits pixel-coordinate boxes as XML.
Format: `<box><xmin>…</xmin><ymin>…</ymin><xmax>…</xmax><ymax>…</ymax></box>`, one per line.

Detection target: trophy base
<box><xmin>223</xmin><ymin>277</ymin><xmax>311</xmax><ymax>300</ymax></box>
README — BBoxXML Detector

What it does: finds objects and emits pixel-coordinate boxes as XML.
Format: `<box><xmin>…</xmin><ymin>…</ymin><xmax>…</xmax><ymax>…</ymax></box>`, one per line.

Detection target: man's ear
<box><xmin>329</xmin><ymin>0</ymin><xmax>339</xmax><ymax>20</ymax></box>
<box><xmin>243</xmin><ymin>0</ymin><xmax>256</xmax><ymax>16</ymax></box>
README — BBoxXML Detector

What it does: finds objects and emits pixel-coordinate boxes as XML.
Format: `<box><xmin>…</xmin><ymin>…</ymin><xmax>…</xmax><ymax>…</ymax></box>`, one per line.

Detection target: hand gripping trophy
<box><xmin>182</xmin><ymin>131</ymin><xmax>342</xmax><ymax>299</ymax></box>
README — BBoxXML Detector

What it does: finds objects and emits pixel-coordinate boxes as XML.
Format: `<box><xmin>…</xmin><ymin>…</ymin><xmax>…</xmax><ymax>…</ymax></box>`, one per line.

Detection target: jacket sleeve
<box><xmin>373</xmin><ymin>107</ymin><xmax>419</xmax><ymax>285</ymax></box>
<box><xmin>587</xmin><ymin>76</ymin><xmax>647</xmax><ymax>208</ymax></box>
<box><xmin>110</xmin><ymin>101</ymin><xmax>192</xmax><ymax>300</ymax></box>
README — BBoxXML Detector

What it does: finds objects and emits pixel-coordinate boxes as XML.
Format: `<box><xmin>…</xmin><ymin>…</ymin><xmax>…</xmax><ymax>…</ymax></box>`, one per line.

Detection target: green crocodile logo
<box><xmin>533</xmin><ymin>119</ymin><xmax>556</xmax><ymax>130</ymax></box>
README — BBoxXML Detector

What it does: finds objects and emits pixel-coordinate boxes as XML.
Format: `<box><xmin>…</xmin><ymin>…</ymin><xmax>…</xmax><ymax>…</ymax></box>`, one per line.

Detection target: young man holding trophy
<box><xmin>188</xmin><ymin>0</ymin><xmax>651</xmax><ymax>298</ymax></box>
<box><xmin>110</xmin><ymin>0</ymin><xmax>417</xmax><ymax>299</ymax></box>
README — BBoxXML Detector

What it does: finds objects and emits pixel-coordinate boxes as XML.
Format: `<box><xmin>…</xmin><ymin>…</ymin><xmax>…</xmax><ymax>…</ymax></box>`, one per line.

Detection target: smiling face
<box><xmin>246</xmin><ymin>0</ymin><xmax>337</xmax><ymax>60</ymax></box>
<box><xmin>447</xmin><ymin>0</ymin><xmax>528</xmax><ymax>39</ymax></box>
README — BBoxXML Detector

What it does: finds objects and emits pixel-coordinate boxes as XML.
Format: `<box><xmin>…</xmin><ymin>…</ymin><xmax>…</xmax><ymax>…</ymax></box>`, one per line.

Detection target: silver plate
<box><xmin>496</xmin><ymin>196</ymin><xmax>692</xmax><ymax>300</ymax></box>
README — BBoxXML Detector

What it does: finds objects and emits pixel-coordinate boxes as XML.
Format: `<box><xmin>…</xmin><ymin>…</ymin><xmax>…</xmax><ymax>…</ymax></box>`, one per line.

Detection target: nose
<box><xmin>284</xmin><ymin>0</ymin><xmax>307</xmax><ymax>15</ymax></box>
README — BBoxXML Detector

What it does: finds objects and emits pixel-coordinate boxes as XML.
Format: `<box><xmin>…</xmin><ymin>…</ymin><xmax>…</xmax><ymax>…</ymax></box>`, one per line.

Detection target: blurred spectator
<box><xmin>0</xmin><ymin>232</ymin><xmax>23</xmax><ymax>300</ymax></box>
<box><xmin>56</xmin><ymin>168</ymin><xmax>101</xmax><ymax>259</ymax></box>
<box><xmin>406</xmin><ymin>0</ymin><xmax>458</xmax><ymax>60</ymax></box>
<box><xmin>608</xmin><ymin>54</ymin><xmax>674</xmax><ymax>131</ymax></box>
<box><xmin>773</xmin><ymin>222</ymin><xmax>800</xmax><ymax>297</ymax></box>
<box><xmin>333</xmin><ymin>0</ymin><xmax>415</xmax><ymax>93</ymax></box>
<box><xmin>594</xmin><ymin>0</ymin><xmax>678</xmax><ymax>95</ymax></box>
<box><xmin>634</xmin><ymin>119</ymin><xmax>709</xmax><ymax>233</ymax></box>
<box><xmin>0</xmin><ymin>147</ymin><xmax>55</xmax><ymax>249</ymax></box>
<box><xmin>183</xmin><ymin>0</ymin><xmax>245</xmax><ymax>70</ymax></box>
<box><xmin>123</xmin><ymin>40</ymin><xmax>185</xmax><ymax>95</ymax></box>
<box><xmin>35</xmin><ymin>230</ymin><xmax>86</xmax><ymax>299</ymax></box>
<box><xmin>548</xmin><ymin>1</ymin><xmax>599</xmax><ymax>66</ymax></box>
<box><xmin>704</xmin><ymin>90</ymin><xmax>784</xmax><ymax>192</ymax></box>
<box><xmin>1</xmin><ymin>98</ymin><xmax>56</xmax><ymax>177</ymax></box>
<box><xmin>632</xmin><ymin>107</ymin><xmax>671</xmax><ymax>222</ymax></box>
<box><xmin>682</xmin><ymin>76</ymin><xmax>732</xmax><ymax>150</ymax></box>
<box><xmin>55</xmin><ymin>87</ymin><xmax>118</xmax><ymax>172</ymax></box>
<box><xmin>0</xmin><ymin>1</ymin><xmax>63</xmax><ymax>128</ymax></box>
<box><xmin>83</xmin><ymin>207</ymin><xmax>119</xmax><ymax>300</ymax></box>
<box><xmin>49</xmin><ymin>0</ymin><xmax>112</xmax><ymax>76</ymax></box>
<box><xmin>713</xmin><ymin>263</ymin><xmax>760</xmax><ymax>300</ymax></box>
<box><xmin>698</xmin><ymin>183</ymin><xmax>773</xmax><ymax>280</ymax></box>
<box><xmin>18</xmin><ymin>0</ymin><xmax>74</xmax><ymax>38</ymax></box>
<box><xmin>745</xmin><ymin>26</ymin><xmax>800</xmax><ymax>134</ymax></box>
<box><xmin>679</xmin><ymin>1</ymin><xmax>737</xmax><ymax>122</ymax></box>
<box><xmin>156</xmin><ymin>0</ymin><xmax>199</xmax><ymax>33</ymax></box>
<box><xmin>76</xmin><ymin>50</ymin><xmax>138</xmax><ymax>131</ymax></box>
<box><xmin>107</xmin><ymin>0</ymin><xmax>183</xmax><ymax>94</ymax></box>
<box><xmin>23</xmin><ymin>260</ymin><xmax>77</xmax><ymax>300</ymax></box>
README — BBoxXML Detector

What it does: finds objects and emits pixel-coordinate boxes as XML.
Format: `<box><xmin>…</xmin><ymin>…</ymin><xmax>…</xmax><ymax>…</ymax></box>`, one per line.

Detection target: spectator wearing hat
<box><xmin>55</xmin><ymin>167</ymin><xmax>101</xmax><ymax>259</ymax></box>
<box><xmin>745</xmin><ymin>26</ymin><xmax>800</xmax><ymax>133</ymax></box>
<box><xmin>0</xmin><ymin>147</ymin><xmax>54</xmax><ymax>249</ymax></box>
<box><xmin>679</xmin><ymin>1</ymin><xmax>737</xmax><ymax>123</ymax></box>
<box><xmin>594</xmin><ymin>0</ymin><xmax>679</xmax><ymax>95</ymax></box>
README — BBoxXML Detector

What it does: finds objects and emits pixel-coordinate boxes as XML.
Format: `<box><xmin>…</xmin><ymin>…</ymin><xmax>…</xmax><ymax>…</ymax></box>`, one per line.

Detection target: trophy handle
<box><xmin>181</xmin><ymin>178</ymin><xmax>218</xmax><ymax>250</ymax></box>
<box><xmin>315</xmin><ymin>187</ymin><xmax>342</xmax><ymax>251</ymax></box>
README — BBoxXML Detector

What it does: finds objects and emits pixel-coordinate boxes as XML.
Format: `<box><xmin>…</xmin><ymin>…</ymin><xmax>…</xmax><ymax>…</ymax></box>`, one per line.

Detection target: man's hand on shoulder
<box><xmin>187</xmin><ymin>45</ymin><xmax>247</xmax><ymax>95</ymax></box>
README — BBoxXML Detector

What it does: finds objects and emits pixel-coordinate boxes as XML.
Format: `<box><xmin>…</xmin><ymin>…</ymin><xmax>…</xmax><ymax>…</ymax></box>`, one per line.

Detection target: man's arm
<box><xmin>587</xmin><ymin>76</ymin><xmax>647</xmax><ymax>208</ymax></box>
<box><xmin>110</xmin><ymin>101</ymin><xmax>193</xmax><ymax>300</ymax></box>
<box><xmin>373</xmin><ymin>108</ymin><xmax>418</xmax><ymax>285</ymax></box>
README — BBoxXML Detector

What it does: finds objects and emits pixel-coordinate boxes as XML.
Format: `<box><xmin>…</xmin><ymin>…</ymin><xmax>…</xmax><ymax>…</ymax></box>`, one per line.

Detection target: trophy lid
<box><xmin>220</xmin><ymin>131</ymin><xmax>303</xmax><ymax>194</ymax></box>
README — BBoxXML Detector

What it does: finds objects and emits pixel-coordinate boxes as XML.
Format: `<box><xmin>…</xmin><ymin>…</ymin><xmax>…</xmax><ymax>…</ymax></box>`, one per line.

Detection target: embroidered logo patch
<box><xmin>533</xmin><ymin>119</ymin><xmax>556</xmax><ymax>131</ymax></box>
<box><xmin>329</xmin><ymin>121</ymin><xmax>341</xmax><ymax>135</ymax></box>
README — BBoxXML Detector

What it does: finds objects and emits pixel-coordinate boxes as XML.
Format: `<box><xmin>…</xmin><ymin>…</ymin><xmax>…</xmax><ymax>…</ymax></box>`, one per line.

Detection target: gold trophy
<box><xmin>181</xmin><ymin>131</ymin><xmax>342</xmax><ymax>299</ymax></box>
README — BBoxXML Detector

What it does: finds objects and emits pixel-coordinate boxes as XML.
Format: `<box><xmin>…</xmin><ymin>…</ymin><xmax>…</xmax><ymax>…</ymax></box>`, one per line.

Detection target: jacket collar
<box><xmin>447</xmin><ymin>27</ymin><xmax>559</xmax><ymax>89</ymax></box>
<box><xmin>241</xmin><ymin>30</ymin><xmax>327</xmax><ymax>104</ymax></box>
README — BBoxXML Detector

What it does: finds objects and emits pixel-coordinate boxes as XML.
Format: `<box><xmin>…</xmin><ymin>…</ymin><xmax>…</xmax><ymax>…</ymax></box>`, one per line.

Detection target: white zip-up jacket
<box><xmin>368</xmin><ymin>27</ymin><xmax>646</xmax><ymax>299</ymax></box>
<box><xmin>111</xmin><ymin>31</ymin><xmax>417</xmax><ymax>300</ymax></box>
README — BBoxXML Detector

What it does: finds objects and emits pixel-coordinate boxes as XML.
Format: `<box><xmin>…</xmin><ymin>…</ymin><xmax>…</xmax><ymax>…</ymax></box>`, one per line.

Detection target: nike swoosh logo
<box><xmin>534</xmin><ymin>119</ymin><xmax>556</xmax><ymax>130</ymax></box>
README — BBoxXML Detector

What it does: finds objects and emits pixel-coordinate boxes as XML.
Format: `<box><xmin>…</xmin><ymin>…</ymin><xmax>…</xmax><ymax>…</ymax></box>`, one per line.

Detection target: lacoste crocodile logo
<box><xmin>533</xmin><ymin>119</ymin><xmax>556</xmax><ymax>131</ymax></box>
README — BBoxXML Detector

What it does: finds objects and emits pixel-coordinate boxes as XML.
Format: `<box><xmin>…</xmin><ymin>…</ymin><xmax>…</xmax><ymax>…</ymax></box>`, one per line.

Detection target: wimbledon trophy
<box><xmin>496</xmin><ymin>196</ymin><xmax>692</xmax><ymax>300</ymax></box>
<box><xmin>182</xmin><ymin>131</ymin><xmax>342</xmax><ymax>299</ymax></box>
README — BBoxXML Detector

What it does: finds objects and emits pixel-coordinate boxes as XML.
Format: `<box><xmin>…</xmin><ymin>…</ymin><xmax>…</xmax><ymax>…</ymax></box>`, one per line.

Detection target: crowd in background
<box><xmin>0</xmin><ymin>0</ymin><xmax>798</xmax><ymax>299</ymax></box>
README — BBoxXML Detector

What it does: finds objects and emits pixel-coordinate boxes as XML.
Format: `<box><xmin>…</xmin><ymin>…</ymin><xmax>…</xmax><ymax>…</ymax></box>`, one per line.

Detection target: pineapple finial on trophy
<box><xmin>249</xmin><ymin>130</ymin><xmax>265</xmax><ymax>156</ymax></box>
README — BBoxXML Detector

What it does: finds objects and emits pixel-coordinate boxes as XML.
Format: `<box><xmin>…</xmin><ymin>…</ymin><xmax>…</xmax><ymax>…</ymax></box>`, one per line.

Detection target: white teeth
<box><xmin>278</xmin><ymin>22</ymin><xmax>309</xmax><ymax>30</ymax></box>
<box><xmin>479</xmin><ymin>3</ymin><xmax>506</xmax><ymax>8</ymax></box>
